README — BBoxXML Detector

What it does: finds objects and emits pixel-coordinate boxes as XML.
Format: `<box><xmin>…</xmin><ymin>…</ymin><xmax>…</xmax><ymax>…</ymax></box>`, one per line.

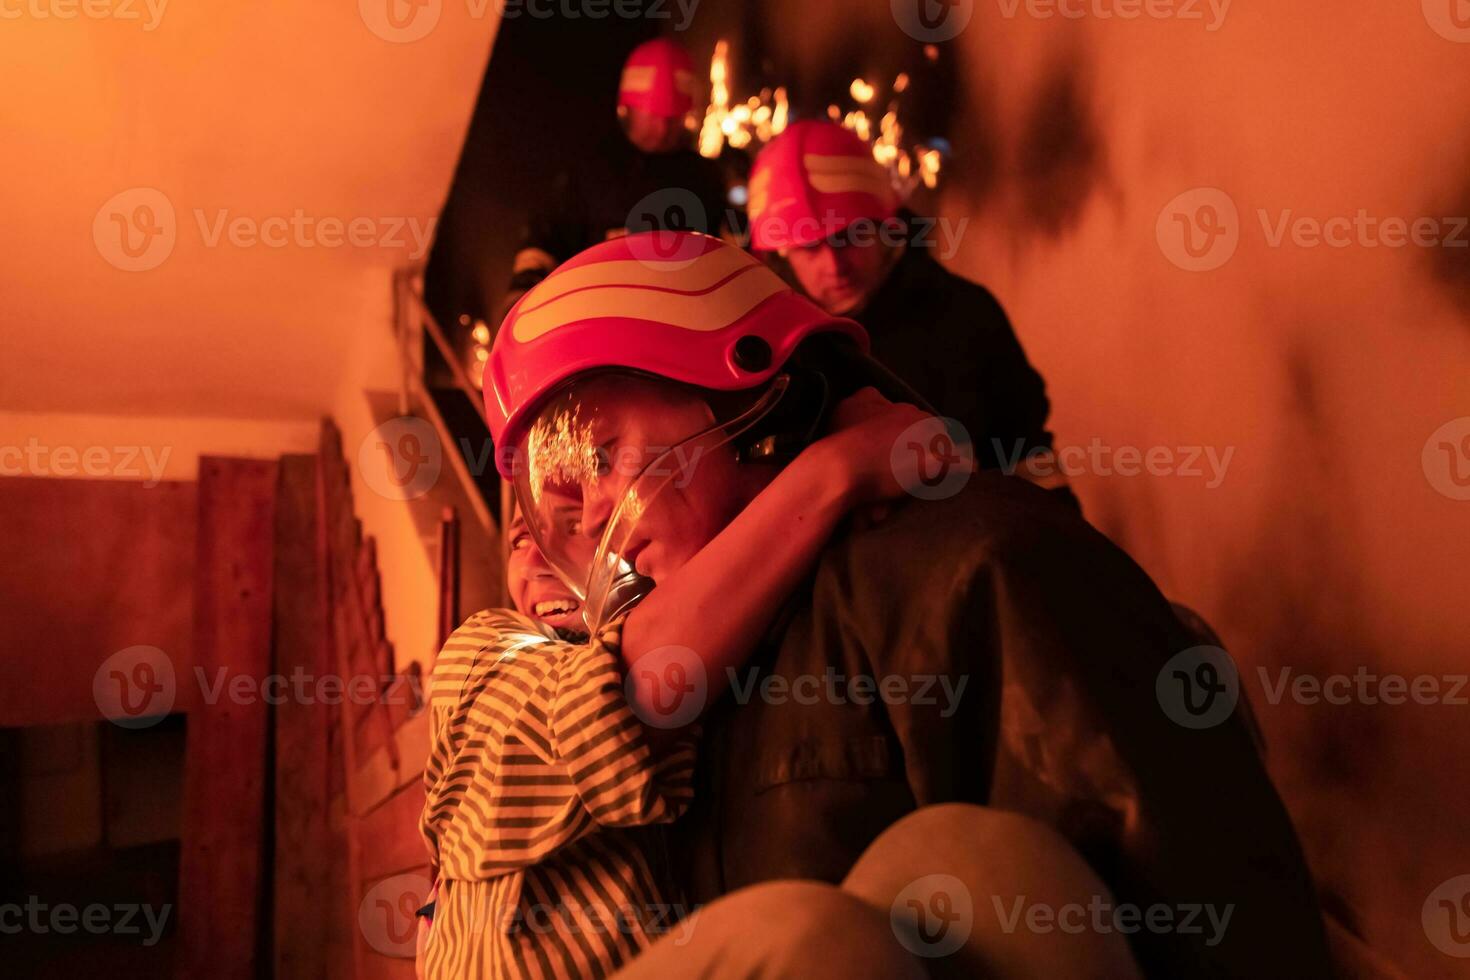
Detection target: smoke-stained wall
<box><xmin>765</xmin><ymin>1</ymin><xmax>1469</xmax><ymax>975</ymax></box>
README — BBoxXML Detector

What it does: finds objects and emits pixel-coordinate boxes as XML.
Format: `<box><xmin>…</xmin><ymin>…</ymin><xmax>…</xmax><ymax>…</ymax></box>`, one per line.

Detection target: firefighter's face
<box><xmin>518</xmin><ymin>374</ymin><xmax>767</xmax><ymax>598</ymax></box>
<box><xmin>571</xmin><ymin>376</ymin><xmax>755</xmax><ymax>587</ymax></box>
<box><xmin>621</xmin><ymin>106</ymin><xmax>686</xmax><ymax>155</ymax></box>
<box><xmin>784</xmin><ymin>234</ymin><xmax>895</xmax><ymax>315</ymax></box>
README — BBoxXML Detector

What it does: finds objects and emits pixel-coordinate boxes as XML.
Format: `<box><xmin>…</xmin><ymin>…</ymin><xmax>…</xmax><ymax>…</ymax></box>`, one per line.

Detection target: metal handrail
<box><xmin>392</xmin><ymin>267</ymin><xmax>498</xmax><ymax>535</ymax></box>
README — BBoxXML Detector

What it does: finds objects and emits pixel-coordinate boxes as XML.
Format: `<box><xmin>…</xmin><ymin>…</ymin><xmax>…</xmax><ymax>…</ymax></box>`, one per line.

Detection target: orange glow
<box><xmin>832</xmin><ymin>76</ymin><xmax>944</xmax><ymax>198</ymax></box>
<box><xmin>699</xmin><ymin>40</ymin><xmax>788</xmax><ymax>159</ymax></box>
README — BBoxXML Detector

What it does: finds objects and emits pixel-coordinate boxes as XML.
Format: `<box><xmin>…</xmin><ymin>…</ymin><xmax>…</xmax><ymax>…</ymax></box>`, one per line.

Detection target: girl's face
<box><xmin>506</xmin><ymin>512</ymin><xmax>585</xmax><ymax>633</ymax></box>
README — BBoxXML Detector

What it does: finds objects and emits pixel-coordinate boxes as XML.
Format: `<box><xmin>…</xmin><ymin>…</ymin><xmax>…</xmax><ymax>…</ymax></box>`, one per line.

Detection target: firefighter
<box><xmin>483</xmin><ymin>231</ymin><xmax>1332</xmax><ymax>978</ymax></box>
<box><xmin>502</xmin><ymin>38</ymin><xmax>730</xmax><ymax>316</ymax></box>
<box><xmin>748</xmin><ymin>120</ymin><xmax>1054</xmax><ymax>475</ymax></box>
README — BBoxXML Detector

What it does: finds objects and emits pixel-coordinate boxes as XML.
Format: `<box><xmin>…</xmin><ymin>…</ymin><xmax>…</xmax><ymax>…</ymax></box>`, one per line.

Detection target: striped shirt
<box><xmin>420</xmin><ymin>609</ymin><xmax>697</xmax><ymax>979</ymax></box>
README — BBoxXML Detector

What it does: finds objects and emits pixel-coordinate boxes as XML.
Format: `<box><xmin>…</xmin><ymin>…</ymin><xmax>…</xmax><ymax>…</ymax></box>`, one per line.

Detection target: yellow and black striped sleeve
<box><xmin>421</xmin><ymin>609</ymin><xmax>697</xmax><ymax>880</ymax></box>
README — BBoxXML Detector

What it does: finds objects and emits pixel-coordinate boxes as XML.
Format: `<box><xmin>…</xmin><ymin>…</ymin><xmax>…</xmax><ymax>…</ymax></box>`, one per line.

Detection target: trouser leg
<box><xmin>611</xmin><ymin>879</ymin><xmax>929</xmax><ymax>980</ymax></box>
<box><xmin>841</xmin><ymin>803</ymin><xmax>1142</xmax><ymax>980</ymax></box>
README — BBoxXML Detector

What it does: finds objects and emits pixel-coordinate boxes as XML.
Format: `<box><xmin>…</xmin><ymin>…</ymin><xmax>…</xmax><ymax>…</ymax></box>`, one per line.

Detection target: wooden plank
<box><xmin>349</xmin><ymin>711</ymin><xmax>431</xmax><ymax>815</ymax></box>
<box><xmin>176</xmin><ymin>457</ymin><xmax>278</xmax><ymax>980</ymax></box>
<box><xmin>0</xmin><ymin>476</ymin><xmax>196</xmax><ymax>727</ymax></box>
<box><xmin>384</xmin><ymin>668</ymin><xmax>427</xmax><ymax>733</ymax></box>
<box><xmin>357</xmin><ymin>781</ymin><xmax>430</xmax><ymax>882</ymax></box>
<box><xmin>391</xmin><ymin>710</ymin><xmax>431</xmax><ymax>784</ymax></box>
<box><xmin>315</xmin><ymin>417</ymin><xmax>451</xmax><ymax>980</ymax></box>
<box><xmin>320</xmin><ymin>425</ymin><xmax>401</xmax><ymax>787</ymax></box>
<box><xmin>325</xmin><ymin>795</ymin><xmax>356</xmax><ymax>980</ymax></box>
<box><xmin>354</xmin><ymin>717</ymin><xmax>392</xmax><ymax>771</ymax></box>
<box><xmin>320</xmin><ymin>423</ymin><xmax>367</xmax><ymax>980</ymax></box>
<box><xmin>272</xmin><ymin>454</ymin><xmax>333</xmax><ymax>980</ymax></box>
<box><xmin>346</xmin><ymin>620</ymin><xmax>391</xmax><ymax>767</ymax></box>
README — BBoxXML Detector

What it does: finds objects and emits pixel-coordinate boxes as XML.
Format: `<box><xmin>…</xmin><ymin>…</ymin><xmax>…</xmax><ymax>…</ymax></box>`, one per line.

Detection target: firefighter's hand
<box><xmin>816</xmin><ymin>388</ymin><xmax>969</xmax><ymax>517</ymax></box>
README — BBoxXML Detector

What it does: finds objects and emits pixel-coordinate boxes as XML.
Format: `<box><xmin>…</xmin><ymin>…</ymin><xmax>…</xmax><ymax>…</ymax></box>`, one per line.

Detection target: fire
<box><xmin>698</xmin><ymin>45</ymin><xmax>945</xmax><ymax>198</ymax></box>
<box><xmin>699</xmin><ymin>40</ymin><xmax>788</xmax><ymax>159</ymax></box>
<box><xmin>525</xmin><ymin>404</ymin><xmax>600</xmax><ymax>508</ymax></box>
<box><xmin>918</xmin><ymin>147</ymin><xmax>942</xmax><ymax>190</ymax></box>
<box><xmin>461</xmin><ymin>314</ymin><xmax>491</xmax><ymax>389</ymax></box>
<box><xmin>840</xmin><ymin>76</ymin><xmax>946</xmax><ymax>198</ymax></box>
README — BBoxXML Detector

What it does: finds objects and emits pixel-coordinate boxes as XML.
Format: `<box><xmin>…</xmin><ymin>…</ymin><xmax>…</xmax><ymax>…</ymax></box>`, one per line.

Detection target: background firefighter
<box><xmin>749</xmin><ymin>120</ymin><xmax>1056</xmax><ymax>475</ymax></box>
<box><xmin>500</xmin><ymin>38</ymin><xmax>733</xmax><ymax>323</ymax></box>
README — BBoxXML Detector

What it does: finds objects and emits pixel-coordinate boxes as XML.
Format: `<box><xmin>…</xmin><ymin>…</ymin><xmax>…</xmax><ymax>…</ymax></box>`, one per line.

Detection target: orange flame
<box><xmin>840</xmin><ymin>76</ymin><xmax>945</xmax><ymax>199</ymax></box>
<box><xmin>700</xmin><ymin>40</ymin><xmax>788</xmax><ymax>159</ymax></box>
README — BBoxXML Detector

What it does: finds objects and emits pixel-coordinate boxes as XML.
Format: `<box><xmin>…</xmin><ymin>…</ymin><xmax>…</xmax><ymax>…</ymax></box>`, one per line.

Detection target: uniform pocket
<box><xmin>751</xmin><ymin>734</ymin><xmax>900</xmax><ymax>792</ymax></box>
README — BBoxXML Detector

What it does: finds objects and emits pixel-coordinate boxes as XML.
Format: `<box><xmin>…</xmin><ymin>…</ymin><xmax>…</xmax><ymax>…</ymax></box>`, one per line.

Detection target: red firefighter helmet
<box><xmin>487</xmin><ymin>231</ymin><xmax>869</xmax><ymax>630</ymax></box>
<box><xmin>486</xmin><ymin>231</ymin><xmax>867</xmax><ymax>468</ymax></box>
<box><xmin>618</xmin><ymin>38</ymin><xmax>700</xmax><ymax>119</ymax></box>
<box><xmin>748</xmin><ymin>120</ymin><xmax>901</xmax><ymax>252</ymax></box>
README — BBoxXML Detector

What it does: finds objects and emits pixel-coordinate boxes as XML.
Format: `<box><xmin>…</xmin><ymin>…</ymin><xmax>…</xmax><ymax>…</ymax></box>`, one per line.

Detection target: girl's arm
<box><xmin>620</xmin><ymin>390</ymin><xmax>952</xmax><ymax>723</ymax></box>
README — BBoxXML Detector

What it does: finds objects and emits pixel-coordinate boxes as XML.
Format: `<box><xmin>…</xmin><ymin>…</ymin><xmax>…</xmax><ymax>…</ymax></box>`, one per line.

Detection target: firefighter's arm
<box><xmin>620</xmin><ymin>391</ymin><xmax>951</xmax><ymax>719</ymax></box>
<box><xmin>971</xmin><ymin>288</ymin><xmax>1055</xmax><ymax>465</ymax></box>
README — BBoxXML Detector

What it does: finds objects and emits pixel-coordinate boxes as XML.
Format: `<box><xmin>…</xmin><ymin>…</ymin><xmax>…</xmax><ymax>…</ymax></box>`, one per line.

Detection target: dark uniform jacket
<box><xmin>513</xmin><ymin>134</ymin><xmax>729</xmax><ymax>287</ymax></box>
<box><xmin>854</xmin><ymin>232</ymin><xmax>1054</xmax><ymax>471</ymax></box>
<box><xmin>672</xmin><ymin>474</ymin><xmax>1331</xmax><ymax>978</ymax></box>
